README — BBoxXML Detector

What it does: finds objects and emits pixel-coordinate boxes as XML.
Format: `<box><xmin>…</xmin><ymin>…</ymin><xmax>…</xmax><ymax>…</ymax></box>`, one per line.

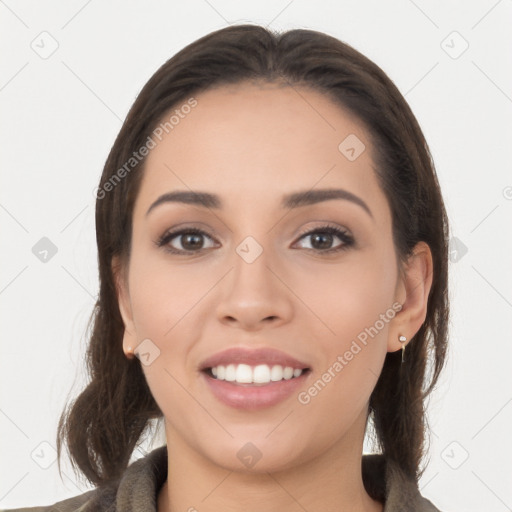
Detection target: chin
<box><xmin>194</xmin><ymin>431</ymin><xmax>313</xmax><ymax>475</ymax></box>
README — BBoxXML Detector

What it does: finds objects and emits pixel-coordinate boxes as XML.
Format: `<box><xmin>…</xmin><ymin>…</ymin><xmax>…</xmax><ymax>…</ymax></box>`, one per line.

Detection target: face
<box><xmin>115</xmin><ymin>82</ymin><xmax>410</xmax><ymax>474</ymax></box>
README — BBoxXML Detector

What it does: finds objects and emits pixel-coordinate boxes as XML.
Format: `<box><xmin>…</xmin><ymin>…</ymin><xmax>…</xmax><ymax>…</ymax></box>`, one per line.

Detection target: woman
<box><xmin>3</xmin><ymin>23</ymin><xmax>448</xmax><ymax>511</ymax></box>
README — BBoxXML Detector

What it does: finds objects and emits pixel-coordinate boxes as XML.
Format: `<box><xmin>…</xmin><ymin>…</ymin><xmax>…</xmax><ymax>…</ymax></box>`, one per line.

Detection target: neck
<box><xmin>157</xmin><ymin>410</ymin><xmax>383</xmax><ymax>512</ymax></box>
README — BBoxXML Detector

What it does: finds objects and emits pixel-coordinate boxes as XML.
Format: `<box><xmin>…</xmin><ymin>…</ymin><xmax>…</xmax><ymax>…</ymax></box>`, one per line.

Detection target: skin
<box><xmin>113</xmin><ymin>81</ymin><xmax>433</xmax><ymax>512</ymax></box>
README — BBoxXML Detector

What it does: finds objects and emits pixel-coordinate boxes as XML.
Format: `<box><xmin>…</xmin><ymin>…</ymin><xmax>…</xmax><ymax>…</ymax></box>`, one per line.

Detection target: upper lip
<box><xmin>199</xmin><ymin>347</ymin><xmax>310</xmax><ymax>371</ymax></box>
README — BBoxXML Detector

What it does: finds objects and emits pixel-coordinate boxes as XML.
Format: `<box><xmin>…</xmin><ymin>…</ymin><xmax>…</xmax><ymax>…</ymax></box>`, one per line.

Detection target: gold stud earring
<box><xmin>125</xmin><ymin>346</ymin><xmax>135</xmax><ymax>360</ymax></box>
<box><xmin>399</xmin><ymin>335</ymin><xmax>407</xmax><ymax>363</ymax></box>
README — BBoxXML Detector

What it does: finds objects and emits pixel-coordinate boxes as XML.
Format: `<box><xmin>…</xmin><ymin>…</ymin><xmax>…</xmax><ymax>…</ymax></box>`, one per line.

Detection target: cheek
<box><xmin>293</xmin><ymin>246</ymin><xmax>397</xmax><ymax>398</ymax></box>
<box><xmin>290</xmin><ymin>262</ymin><xmax>395</xmax><ymax>442</ymax></box>
<box><xmin>126</xmin><ymin>248</ymin><xmax>223</xmax><ymax>394</ymax></box>
<box><xmin>128</xmin><ymin>250</ymin><xmax>214</xmax><ymax>342</ymax></box>
<box><xmin>296</xmin><ymin>246</ymin><xmax>398</xmax><ymax>342</ymax></box>
<box><xmin>127</xmin><ymin>258</ymin><xmax>201</xmax><ymax>426</ymax></box>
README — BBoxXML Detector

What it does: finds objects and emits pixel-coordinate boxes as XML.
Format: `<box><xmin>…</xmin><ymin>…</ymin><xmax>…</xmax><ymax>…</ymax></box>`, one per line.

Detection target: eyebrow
<box><xmin>146</xmin><ymin>188</ymin><xmax>373</xmax><ymax>219</ymax></box>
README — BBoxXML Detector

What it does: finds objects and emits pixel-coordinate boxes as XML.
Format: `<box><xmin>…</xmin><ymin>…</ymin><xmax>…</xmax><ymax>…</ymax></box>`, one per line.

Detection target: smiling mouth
<box><xmin>203</xmin><ymin>363</ymin><xmax>311</xmax><ymax>386</ymax></box>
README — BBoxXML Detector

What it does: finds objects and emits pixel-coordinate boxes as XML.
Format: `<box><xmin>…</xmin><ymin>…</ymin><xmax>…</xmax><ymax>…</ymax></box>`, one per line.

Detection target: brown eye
<box><xmin>156</xmin><ymin>228</ymin><xmax>217</xmax><ymax>254</ymax></box>
<box><xmin>294</xmin><ymin>225</ymin><xmax>354</xmax><ymax>253</ymax></box>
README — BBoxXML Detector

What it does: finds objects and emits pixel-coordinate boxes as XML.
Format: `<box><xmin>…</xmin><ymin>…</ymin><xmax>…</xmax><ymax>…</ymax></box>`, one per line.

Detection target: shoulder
<box><xmin>362</xmin><ymin>453</ymin><xmax>445</xmax><ymax>512</ymax></box>
<box><xmin>0</xmin><ymin>445</ymin><xmax>168</xmax><ymax>512</ymax></box>
<box><xmin>416</xmin><ymin>495</ymin><xmax>446</xmax><ymax>512</ymax></box>
<box><xmin>0</xmin><ymin>487</ymin><xmax>107</xmax><ymax>512</ymax></box>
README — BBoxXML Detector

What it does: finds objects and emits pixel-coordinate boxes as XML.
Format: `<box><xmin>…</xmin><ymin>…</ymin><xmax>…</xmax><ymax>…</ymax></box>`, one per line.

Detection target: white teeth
<box><xmin>253</xmin><ymin>364</ymin><xmax>270</xmax><ymax>383</ymax></box>
<box><xmin>283</xmin><ymin>367</ymin><xmax>294</xmax><ymax>380</ymax></box>
<box><xmin>236</xmin><ymin>364</ymin><xmax>253</xmax><ymax>383</ymax></box>
<box><xmin>225</xmin><ymin>364</ymin><xmax>236</xmax><ymax>382</ymax></box>
<box><xmin>209</xmin><ymin>364</ymin><xmax>304</xmax><ymax>384</ymax></box>
<box><xmin>270</xmin><ymin>365</ymin><xmax>283</xmax><ymax>381</ymax></box>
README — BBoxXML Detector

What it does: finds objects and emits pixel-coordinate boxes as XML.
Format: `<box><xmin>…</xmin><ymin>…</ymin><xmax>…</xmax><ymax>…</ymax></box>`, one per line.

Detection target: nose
<box><xmin>214</xmin><ymin>241</ymin><xmax>294</xmax><ymax>331</ymax></box>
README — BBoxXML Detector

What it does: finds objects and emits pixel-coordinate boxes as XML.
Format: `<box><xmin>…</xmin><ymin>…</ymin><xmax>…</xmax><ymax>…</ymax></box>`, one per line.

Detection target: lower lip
<box><xmin>201</xmin><ymin>371</ymin><xmax>310</xmax><ymax>410</ymax></box>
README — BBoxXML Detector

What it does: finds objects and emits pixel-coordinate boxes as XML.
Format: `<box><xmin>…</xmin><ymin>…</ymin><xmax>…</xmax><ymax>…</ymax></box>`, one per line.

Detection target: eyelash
<box><xmin>155</xmin><ymin>223</ymin><xmax>355</xmax><ymax>256</ymax></box>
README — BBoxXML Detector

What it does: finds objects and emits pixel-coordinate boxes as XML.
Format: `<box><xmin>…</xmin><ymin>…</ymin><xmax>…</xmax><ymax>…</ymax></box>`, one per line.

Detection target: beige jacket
<box><xmin>0</xmin><ymin>446</ymin><xmax>443</xmax><ymax>511</ymax></box>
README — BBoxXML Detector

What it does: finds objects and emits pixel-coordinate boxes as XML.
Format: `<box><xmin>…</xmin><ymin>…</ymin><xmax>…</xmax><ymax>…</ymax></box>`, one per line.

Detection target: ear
<box><xmin>388</xmin><ymin>241</ymin><xmax>433</xmax><ymax>353</ymax></box>
<box><xmin>111</xmin><ymin>254</ymin><xmax>138</xmax><ymax>354</ymax></box>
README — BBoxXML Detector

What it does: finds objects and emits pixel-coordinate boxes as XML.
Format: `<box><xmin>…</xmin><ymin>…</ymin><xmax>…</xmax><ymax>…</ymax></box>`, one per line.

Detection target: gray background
<box><xmin>1</xmin><ymin>1</ymin><xmax>511</xmax><ymax>510</ymax></box>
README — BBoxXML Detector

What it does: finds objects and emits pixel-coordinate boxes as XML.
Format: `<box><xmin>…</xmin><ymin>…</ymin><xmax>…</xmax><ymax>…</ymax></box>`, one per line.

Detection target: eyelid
<box><xmin>294</xmin><ymin>221</ymin><xmax>351</xmax><ymax>239</ymax></box>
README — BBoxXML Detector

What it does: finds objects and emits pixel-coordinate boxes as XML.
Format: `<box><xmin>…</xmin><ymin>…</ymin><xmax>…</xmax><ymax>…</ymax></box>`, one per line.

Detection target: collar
<box><xmin>106</xmin><ymin>446</ymin><xmax>440</xmax><ymax>512</ymax></box>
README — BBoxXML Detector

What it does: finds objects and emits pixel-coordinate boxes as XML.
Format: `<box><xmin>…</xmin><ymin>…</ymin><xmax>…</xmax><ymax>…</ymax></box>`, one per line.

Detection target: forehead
<box><xmin>134</xmin><ymin>82</ymin><xmax>387</xmax><ymax>218</ymax></box>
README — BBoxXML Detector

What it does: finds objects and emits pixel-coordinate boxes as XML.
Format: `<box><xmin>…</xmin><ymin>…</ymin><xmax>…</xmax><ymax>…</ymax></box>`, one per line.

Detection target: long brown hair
<box><xmin>57</xmin><ymin>24</ymin><xmax>449</xmax><ymax>488</ymax></box>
